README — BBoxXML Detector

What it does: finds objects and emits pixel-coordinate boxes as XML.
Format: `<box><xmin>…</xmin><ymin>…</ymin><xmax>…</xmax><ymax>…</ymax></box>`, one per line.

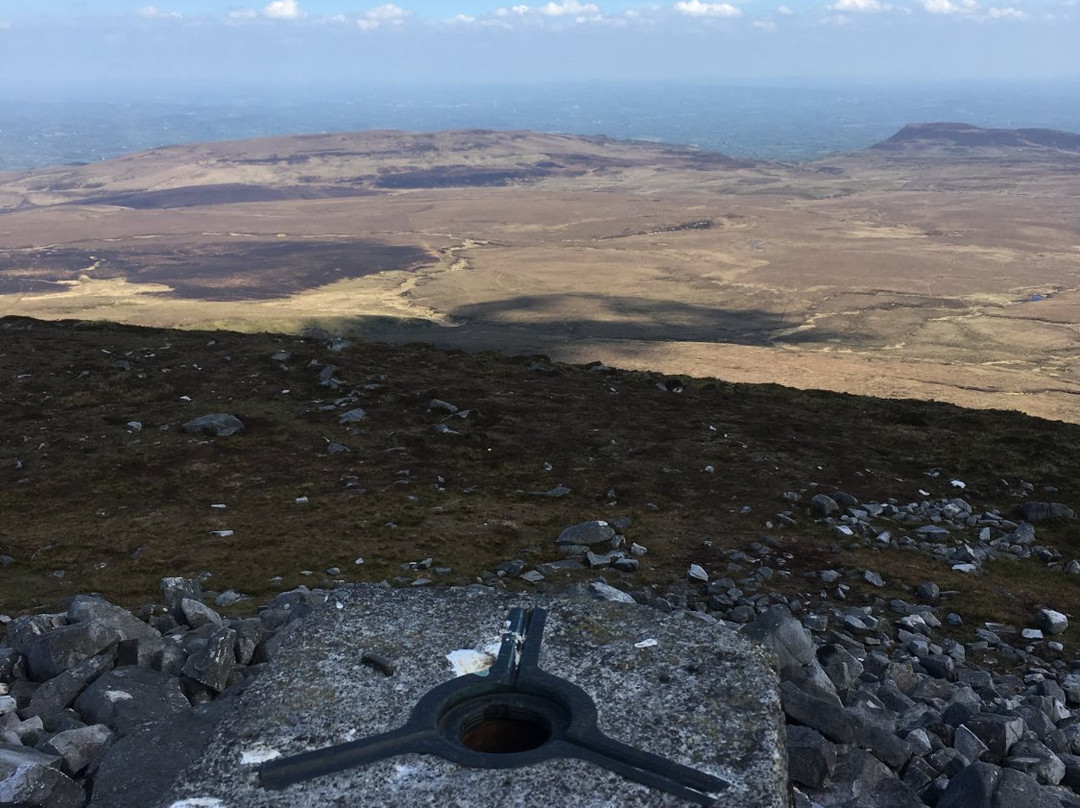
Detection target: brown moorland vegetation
<box><xmin>3</xmin><ymin>316</ymin><xmax>1080</xmax><ymax>673</ymax></box>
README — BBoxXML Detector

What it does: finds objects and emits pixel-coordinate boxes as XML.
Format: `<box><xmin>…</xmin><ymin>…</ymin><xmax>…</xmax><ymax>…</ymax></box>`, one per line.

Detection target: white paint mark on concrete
<box><xmin>446</xmin><ymin>648</ymin><xmax>495</xmax><ymax>676</ymax></box>
<box><xmin>239</xmin><ymin>746</ymin><xmax>281</xmax><ymax>765</ymax></box>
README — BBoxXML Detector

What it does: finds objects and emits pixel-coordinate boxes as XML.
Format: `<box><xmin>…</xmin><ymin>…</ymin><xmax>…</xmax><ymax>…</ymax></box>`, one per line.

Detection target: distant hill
<box><xmin>0</xmin><ymin>129</ymin><xmax>755</xmax><ymax>211</ymax></box>
<box><xmin>870</xmin><ymin>122</ymin><xmax>1080</xmax><ymax>156</ymax></box>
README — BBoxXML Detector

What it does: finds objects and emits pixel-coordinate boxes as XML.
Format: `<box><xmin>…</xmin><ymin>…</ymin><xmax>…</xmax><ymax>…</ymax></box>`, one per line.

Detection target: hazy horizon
<box><xmin>3</xmin><ymin>77</ymin><xmax>1080</xmax><ymax>172</ymax></box>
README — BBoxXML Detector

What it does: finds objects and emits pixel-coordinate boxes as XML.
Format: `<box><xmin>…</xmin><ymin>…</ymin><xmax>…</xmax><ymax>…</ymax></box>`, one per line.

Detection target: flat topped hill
<box><xmin>869</xmin><ymin>122</ymin><xmax>1080</xmax><ymax>157</ymax></box>
<box><xmin>0</xmin><ymin>129</ymin><xmax>753</xmax><ymax>211</ymax></box>
<box><xmin>1</xmin><ymin>125</ymin><xmax>1080</xmax><ymax>424</ymax></box>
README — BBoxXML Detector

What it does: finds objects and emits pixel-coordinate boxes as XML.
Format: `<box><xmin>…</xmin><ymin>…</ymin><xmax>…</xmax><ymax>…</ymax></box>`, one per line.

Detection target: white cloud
<box><xmin>777</xmin><ymin>5</ymin><xmax>794</xmax><ymax>14</ymax></box>
<box><xmin>264</xmin><ymin>0</ymin><xmax>303</xmax><ymax>19</ymax></box>
<box><xmin>921</xmin><ymin>0</ymin><xmax>978</xmax><ymax>13</ymax></box>
<box><xmin>355</xmin><ymin>4</ymin><xmax>411</xmax><ymax>29</ymax></box>
<box><xmin>538</xmin><ymin>1</ymin><xmax>600</xmax><ymax>14</ymax></box>
<box><xmin>674</xmin><ymin>1</ymin><xmax>743</xmax><ymax>18</ymax></box>
<box><xmin>366</xmin><ymin>3</ymin><xmax>409</xmax><ymax>20</ymax></box>
<box><xmin>988</xmin><ymin>6</ymin><xmax>1025</xmax><ymax>18</ymax></box>
<box><xmin>829</xmin><ymin>0</ymin><xmax>890</xmax><ymax>11</ymax></box>
<box><xmin>227</xmin><ymin>9</ymin><xmax>259</xmax><ymax>19</ymax></box>
<box><xmin>137</xmin><ymin>6</ymin><xmax>182</xmax><ymax>19</ymax></box>
<box><xmin>753</xmin><ymin>18</ymin><xmax>777</xmax><ymax>30</ymax></box>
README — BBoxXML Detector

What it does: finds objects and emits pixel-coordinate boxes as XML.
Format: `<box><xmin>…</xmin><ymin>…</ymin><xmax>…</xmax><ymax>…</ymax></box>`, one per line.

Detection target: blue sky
<box><xmin>1</xmin><ymin>1</ymin><xmax>1078</xmax><ymax>87</ymax></box>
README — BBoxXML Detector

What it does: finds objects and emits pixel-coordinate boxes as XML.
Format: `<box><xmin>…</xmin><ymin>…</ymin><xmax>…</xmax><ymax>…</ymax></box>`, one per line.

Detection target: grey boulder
<box><xmin>555</xmin><ymin>521</ymin><xmax>616</xmax><ymax>546</ymax></box>
<box><xmin>74</xmin><ymin>667</ymin><xmax>190</xmax><ymax>736</ymax></box>
<box><xmin>937</xmin><ymin>762</ymin><xmax>1061</xmax><ymax>808</ymax></box>
<box><xmin>183</xmin><ymin>414</ymin><xmax>245</xmax><ymax>437</ymax></box>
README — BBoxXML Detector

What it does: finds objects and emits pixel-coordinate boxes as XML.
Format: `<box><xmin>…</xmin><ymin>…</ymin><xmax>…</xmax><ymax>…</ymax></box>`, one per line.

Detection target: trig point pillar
<box><xmin>164</xmin><ymin>586</ymin><xmax>789</xmax><ymax>808</ymax></box>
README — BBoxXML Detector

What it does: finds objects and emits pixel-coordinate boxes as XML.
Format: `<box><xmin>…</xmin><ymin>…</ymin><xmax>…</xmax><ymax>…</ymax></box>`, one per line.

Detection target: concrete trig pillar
<box><xmin>165</xmin><ymin>586</ymin><xmax>788</xmax><ymax>807</ymax></box>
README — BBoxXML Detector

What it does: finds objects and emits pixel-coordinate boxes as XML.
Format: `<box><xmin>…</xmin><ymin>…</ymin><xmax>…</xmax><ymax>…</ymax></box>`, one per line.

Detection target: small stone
<box><xmin>520</xmin><ymin>570</ymin><xmax>545</xmax><ymax>584</ymax></box>
<box><xmin>338</xmin><ymin>408</ymin><xmax>366</xmax><ymax>424</ymax></box>
<box><xmin>588</xmin><ymin>581</ymin><xmax>635</xmax><ymax>603</ymax></box>
<box><xmin>863</xmin><ymin>570</ymin><xmax>884</xmax><ymax>587</ymax></box>
<box><xmin>687</xmin><ymin>564</ymin><xmax>708</xmax><ymax>583</ymax></box>
<box><xmin>180</xmin><ymin>598</ymin><xmax>222</xmax><ymax>629</ymax></box>
<box><xmin>916</xmin><ymin>581</ymin><xmax>941</xmax><ymax>602</ymax></box>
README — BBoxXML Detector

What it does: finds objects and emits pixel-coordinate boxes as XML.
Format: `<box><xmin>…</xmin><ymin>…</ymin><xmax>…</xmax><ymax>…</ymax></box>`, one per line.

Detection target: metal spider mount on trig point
<box><xmin>259</xmin><ymin>606</ymin><xmax>729</xmax><ymax>806</ymax></box>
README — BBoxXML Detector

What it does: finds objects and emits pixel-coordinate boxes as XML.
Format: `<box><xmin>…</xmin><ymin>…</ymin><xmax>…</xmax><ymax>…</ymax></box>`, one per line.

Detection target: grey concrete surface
<box><xmin>162</xmin><ymin>586</ymin><xmax>787</xmax><ymax>808</ymax></box>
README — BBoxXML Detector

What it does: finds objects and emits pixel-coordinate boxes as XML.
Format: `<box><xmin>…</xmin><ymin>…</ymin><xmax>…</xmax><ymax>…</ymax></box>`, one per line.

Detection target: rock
<box><xmin>823</xmin><ymin>747</ymin><xmax>923</xmax><ymax>808</ymax></box>
<box><xmin>231</xmin><ymin>620</ymin><xmax>264</xmax><ymax>667</ymax></box>
<box><xmin>916</xmin><ymin>581</ymin><xmax>941</xmax><ymax>602</ymax></box>
<box><xmin>687</xmin><ymin>564</ymin><xmax>709</xmax><ymax>583</ymax></box>
<box><xmin>780</xmin><ymin>681</ymin><xmax>858</xmax><ymax>743</ymax></box>
<box><xmin>22</xmin><ymin>652</ymin><xmax>115</xmax><ymax>719</ymax></box>
<box><xmin>115</xmin><ymin>637</ymin><xmax>165</xmax><ymax>670</ymax></box>
<box><xmin>338</xmin><ymin>408</ymin><xmax>366</xmax><ymax>424</ymax></box>
<box><xmin>937</xmin><ymin>762</ymin><xmax>1061</xmax><ymax>808</ymax></box>
<box><xmin>786</xmin><ymin>725</ymin><xmax>837</xmax><ymax>789</ymax></box>
<box><xmin>555</xmin><ymin>521</ymin><xmax>615</xmax><ymax>547</ymax></box>
<box><xmin>921</xmin><ymin>654</ymin><xmax>956</xmax><ymax>680</ymax></box>
<box><xmin>587</xmin><ymin>581</ymin><xmax>635</xmax><ymax>604</ymax></box>
<box><xmin>818</xmin><ymin>644</ymin><xmax>863</xmax><ymax>694</ymax></box>
<box><xmin>317</xmin><ymin>365</ymin><xmax>339</xmax><ymax>387</ymax></box>
<box><xmin>863</xmin><ymin>570</ymin><xmax>885</xmax><ymax>587</ymax></box>
<box><xmin>183</xmin><ymin>413</ymin><xmax>244</xmax><ymax>437</ymax></box>
<box><xmin>73</xmin><ymin>667</ymin><xmax>190</xmax><ymax>736</ymax></box>
<box><xmin>180</xmin><ymin>598</ymin><xmax>222</xmax><ymax>630</ymax></box>
<box><xmin>954</xmin><ymin>723</ymin><xmax>990</xmax><ymax>763</ymax></box>
<box><xmin>160</xmin><ymin>578</ymin><xmax>203</xmax><ymax>620</ymax></box>
<box><xmin>585</xmin><ymin>551</ymin><xmax>611</xmax><ymax>569</ymax></box>
<box><xmin>214</xmin><ymin>590</ymin><xmax>244</xmax><ymax>608</ymax></box>
<box><xmin>181</xmin><ymin>627</ymin><xmax>237</xmax><ymax>693</ymax></box>
<box><xmin>0</xmin><ymin>743</ymin><xmax>61</xmax><ymax>779</ymax></box>
<box><xmin>1005</xmin><ymin>738</ymin><xmax>1065</xmax><ymax>786</ymax></box>
<box><xmin>66</xmin><ymin>597</ymin><xmax>157</xmax><ymax>642</ymax></box>
<box><xmin>743</xmin><ymin>605</ymin><xmax>817</xmax><ymax>675</ymax></box>
<box><xmin>25</xmin><ymin>623</ymin><xmax>119</xmax><ymax>682</ymax></box>
<box><xmin>0</xmin><ymin>763</ymin><xmax>85</xmax><ymax>808</ymax></box>
<box><xmin>962</xmin><ymin>714</ymin><xmax>1026</xmax><ymax>764</ymax></box>
<box><xmin>786</xmin><ymin>660</ymin><xmax>842</xmax><ymax>706</ymax></box>
<box><xmin>1020</xmin><ymin>502</ymin><xmax>1076</xmax><ymax>522</ymax></box>
<box><xmin>1035</xmin><ymin>608</ymin><xmax>1068</xmax><ymax>635</ymax></box>
<box><xmin>42</xmin><ymin>724</ymin><xmax>114</xmax><ymax>776</ymax></box>
<box><xmin>89</xmin><ymin>708</ymin><xmax>220</xmax><ymax>808</ymax></box>
<box><xmin>427</xmin><ymin>399</ymin><xmax>459</xmax><ymax>414</ymax></box>
<box><xmin>810</xmin><ymin>494</ymin><xmax>839</xmax><ymax>516</ymax></box>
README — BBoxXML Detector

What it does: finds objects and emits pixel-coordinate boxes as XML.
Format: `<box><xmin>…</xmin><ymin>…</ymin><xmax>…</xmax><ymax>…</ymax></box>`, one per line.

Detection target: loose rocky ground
<box><xmin>4</xmin><ymin>315</ymin><xmax>1080</xmax><ymax>806</ymax></box>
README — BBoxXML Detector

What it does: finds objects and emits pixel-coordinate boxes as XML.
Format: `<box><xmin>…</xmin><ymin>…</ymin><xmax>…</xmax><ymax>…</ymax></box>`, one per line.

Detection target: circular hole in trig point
<box><xmin>459</xmin><ymin>705</ymin><xmax>551</xmax><ymax>754</ymax></box>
